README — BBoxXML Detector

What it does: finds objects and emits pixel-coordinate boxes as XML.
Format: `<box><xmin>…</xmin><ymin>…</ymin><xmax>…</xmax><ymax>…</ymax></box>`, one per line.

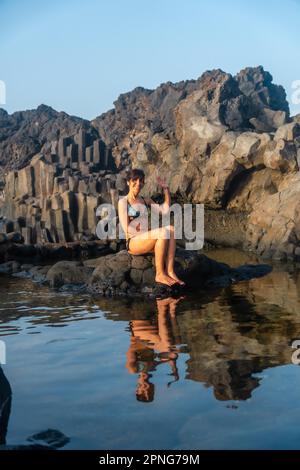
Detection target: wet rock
<box><xmin>0</xmin><ymin>233</ymin><xmax>7</xmax><ymax>244</ymax></box>
<box><xmin>12</xmin><ymin>265</ymin><xmax>51</xmax><ymax>283</ymax></box>
<box><xmin>0</xmin><ymin>260</ymin><xmax>21</xmax><ymax>274</ymax></box>
<box><xmin>46</xmin><ymin>260</ymin><xmax>93</xmax><ymax>288</ymax></box>
<box><xmin>20</xmin><ymin>263</ymin><xmax>34</xmax><ymax>270</ymax></box>
<box><xmin>205</xmin><ymin>263</ymin><xmax>272</xmax><ymax>288</ymax></box>
<box><xmin>24</xmin><ymin>429</ymin><xmax>70</xmax><ymax>449</ymax></box>
<box><xmin>4</xmin><ymin>246</ymin><xmax>273</xmax><ymax>297</ymax></box>
<box><xmin>85</xmin><ymin>248</ymin><xmax>269</xmax><ymax>297</ymax></box>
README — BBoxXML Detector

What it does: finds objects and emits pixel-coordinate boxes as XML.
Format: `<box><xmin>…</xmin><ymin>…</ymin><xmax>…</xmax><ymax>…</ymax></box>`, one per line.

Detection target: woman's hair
<box><xmin>136</xmin><ymin>381</ymin><xmax>155</xmax><ymax>403</ymax></box>
<box><xmin>125</xmin><ymin>168</ymin><xmax>145</xmax><ymax>183</ymax></box>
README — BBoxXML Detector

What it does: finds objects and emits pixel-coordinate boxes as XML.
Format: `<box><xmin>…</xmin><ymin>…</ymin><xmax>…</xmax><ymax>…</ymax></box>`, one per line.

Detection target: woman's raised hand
<box><xmin>157</xmin><ymin>175</ymin><xmax>169</xmax><ymax>190</ymax></box>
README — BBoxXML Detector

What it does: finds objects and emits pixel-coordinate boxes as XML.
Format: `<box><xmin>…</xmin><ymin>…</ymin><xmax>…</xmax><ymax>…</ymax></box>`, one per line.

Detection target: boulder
<box><xmin>46</xmin><ymin>260</ymin><xmax>93</xmax><ymax>288</ymax></box>
<box><xmin>0</xmin><ymin>260</ymin><xmax>21</xmax><ymax>274</ymax></box>
<box><xmin>274</xmin><ymin>122</ymin><xmax>300</xmax><ymax>141</ymax></box>
<box><xmin>263</xmin><ymin>139</ymin><xmax>298</xmax><ymax>172</ymax></box>
<box><xmin>85</xmin><ymin>248</ymin><xmax>271</xmax><ymax>297</ymax></box>
<box><xmin>0</xmin><ymin>244</ymin><xmax>272</xmax><ymax>297</ymax></box>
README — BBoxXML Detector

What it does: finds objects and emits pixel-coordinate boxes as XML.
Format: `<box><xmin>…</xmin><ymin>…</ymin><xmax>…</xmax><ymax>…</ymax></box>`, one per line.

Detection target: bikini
<box><xmin>126</xmin><ymin>196</ymin><xmax>150</xmax><ymax>251</ymax></box>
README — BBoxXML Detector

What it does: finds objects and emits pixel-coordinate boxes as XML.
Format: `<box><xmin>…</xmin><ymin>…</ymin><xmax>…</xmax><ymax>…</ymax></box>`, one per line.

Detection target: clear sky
<box><xmin>1</xmin><ymin>0</ymin><xmax>300</xmax><ymax>119</ymax></box>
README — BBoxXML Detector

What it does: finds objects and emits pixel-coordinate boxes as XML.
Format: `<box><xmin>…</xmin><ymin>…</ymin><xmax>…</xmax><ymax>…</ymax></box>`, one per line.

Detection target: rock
<box><xmin>130</xmin><ymin>268</ymin><xmax>143</xmax><ymax>285</ymax></box>
<box><xmin>28</xmin><ymin>265</ymin><xmax>51</xmax><ymax>283</ymax></box>
<box><xmin>236</xmin><ymin>66</ymin><xmax>289</xmax><ymax>132</ymax></box>
<box><xmin>194</xmin><ymin>131</ymin><xmax>242</xmax><ymax>207</ymax></box>
<box><xmin>20</xmin><ymin>263</ymin><xmax>34</xmax><ymax>270</ymax></box>
<box><xmin>142</xmin><ymin>267</ymin><xmax>155</xmax><ymax>285</ymax></box>
<box><xmin>131</xmin><ymin>255</ymin><xmax>152</xmax><ymax>270</ymax></box>
<box><xmin>6</xmin><ymin>231</ymin><xmax>24</xmax><ymax>243</ymax></box>
<box><xmin>249</xmin><ymin>109</ymin><xmax>287</xmax><ymax>132</ymax></box>
<box><xmin>263</xmin><ymin>139</ymin><xmax>298</xmax><ymax>172</ymax></box>
<box><xmin>86</xmin><ymin>248</ymin><xmax>268</xmax><ymax>296</ymax></box>
<box><xmin>5</xmin><ymin>245</ymin><xmax>272</xmax><ymax>297</ymax></box>
<box><xmin>232</xmin><ymin>132</ymin><xmax>270</xmax><ymax>168</ymax></box>
<box><xmin>245</xmin><ymin>172</ymin><xmax>300</xmax><ymax>259</ymax></box>
<box><xmin>0</xmin><ymin>233</ymin><xmax>7</xmax><ymax>244</ymax></box>
<box><xmin>27</xmin><ymin>429</ymin><xmax>70</xmax><ymax>449</ymax></box>
<box><xmin>0</xmin><ymin>105</ymin><xmax>97</xmax><ymax>179</ymax></box>
<box><xmin>227</xmin><ymin>168</ymin><xmax>281</xmax><ymax>212</ymax></box>
<box><xmin>46</xmin><ymin>260</ymin><xmax>93</xmax><ymax>287</ymax></box>
<box><xmin>91</xmin><ymin>250</ymin><xmax>130</xmax><ymax>288</ymax></box>
<box><xmin>0</xmin><ymin>260</ymin><xmax>21</xmax><ymax>273</ymax></box>
<box><xmin>274</xmin><ymin>122</ymin><xmax>300</xmax><ymax>141</ymax></box>
<box><xmin>0</xmin><ymin>65</ymin><xmax>298</xmax><ymax>260</ymax></box>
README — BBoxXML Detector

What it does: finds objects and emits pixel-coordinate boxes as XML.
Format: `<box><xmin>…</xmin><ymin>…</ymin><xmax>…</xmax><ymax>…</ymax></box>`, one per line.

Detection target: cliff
<box><xmin>1</xmin><ymin>65</ymin><xmax>300</xmax><ymax>260</ymax></box>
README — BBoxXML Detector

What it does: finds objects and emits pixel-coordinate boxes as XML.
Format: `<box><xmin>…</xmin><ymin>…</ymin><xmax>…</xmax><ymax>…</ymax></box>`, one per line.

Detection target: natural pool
<box><xmin>1</xmin><ymin>249</ymin><xmax>300</xmax><ymax>450</ymax></box>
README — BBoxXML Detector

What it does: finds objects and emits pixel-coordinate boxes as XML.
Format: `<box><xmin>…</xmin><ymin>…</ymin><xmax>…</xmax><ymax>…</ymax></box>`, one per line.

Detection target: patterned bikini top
<box><xmin>126</xmin><ymin>196</ymin><xmax>150</xmax><ymax>241</ymax></box>
<box><xmin>127</xmin><ymin>195</ymin><xmax>149</xmax><ymax>221</ymax></box>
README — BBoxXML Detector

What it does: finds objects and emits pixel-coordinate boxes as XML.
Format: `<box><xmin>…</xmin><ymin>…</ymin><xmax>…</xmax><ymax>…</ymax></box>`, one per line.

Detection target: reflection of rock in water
<box><xmin>0</xmin><ymin>428</ymin><xmax>70</xmax><ymax>450</ymax></box>
<box><xmin>179</xmin><ymin>275</ymin><xmax>300</xmax><ymax>401</ymax></box>
<box><xmin>209</xmin><ymin>359</ymin><xmax>261</xmax><ymax>401</ymax></box>
<box><xmin>0</xmin><ymin>429</ymin><xmax>70</xmax><ymax>450</ymax></box>
<box><xmin>97</xmin><ymin>265</ymin><xmax>300</xmax><ymax>402</ymax></box>
<box><xmin>0</xmin><ymin>366</ymin><xmax>69</xmax><ymax>449</ymax></box>
<box><xmin>2</xmin><ymin>260</ymin><xmax>300</xmax><ymax>404</ymax></box>
<box><xmin>27</xmin><ymin>429</ymin><xmax>70</xmax><ymax>449</ymax></box>
<box><xmin>0</xmin><ymin>367</ymin><xmax>11</xmax><ymax>445</ymax></box>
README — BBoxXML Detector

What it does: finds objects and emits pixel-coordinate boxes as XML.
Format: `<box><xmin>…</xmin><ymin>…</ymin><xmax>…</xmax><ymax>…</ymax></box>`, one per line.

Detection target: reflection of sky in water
<box><xmin>1</xmin><ymin>249</ymin><xmax>300</xmax><ymax>449</ymax></box>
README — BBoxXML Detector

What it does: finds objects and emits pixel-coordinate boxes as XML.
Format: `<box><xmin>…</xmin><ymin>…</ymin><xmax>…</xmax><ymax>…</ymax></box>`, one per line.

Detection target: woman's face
<box><xmin>128</xmin><ymin>177</ymin><xmax>145</xmax><ymax>196</ymax></box>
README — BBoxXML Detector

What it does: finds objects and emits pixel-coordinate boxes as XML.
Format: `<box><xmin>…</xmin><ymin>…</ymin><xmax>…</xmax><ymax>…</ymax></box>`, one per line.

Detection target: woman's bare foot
<box><xmin>167</xmin><ymin>271</ymin><xmax>185</xmax><ymax>285</ymax></box>
<box><xmin>155</xmin><ymin>273</ymin><xmax>177</xmax><ymax>287</ymax></box>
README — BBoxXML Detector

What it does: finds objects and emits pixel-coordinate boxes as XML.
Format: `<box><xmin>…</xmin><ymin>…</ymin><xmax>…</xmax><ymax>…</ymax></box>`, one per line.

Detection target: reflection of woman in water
<box><xmin>126</xmin><ymin>296</ymin><xmax>184</xmax><ymax>402</ymax></box>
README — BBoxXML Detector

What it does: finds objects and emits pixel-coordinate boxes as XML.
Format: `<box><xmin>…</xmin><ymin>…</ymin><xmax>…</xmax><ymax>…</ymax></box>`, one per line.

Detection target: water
<box><xmin>1</xmin><ymin>249</ymin><xmax>300</xmax><ymax>449</ymax></box>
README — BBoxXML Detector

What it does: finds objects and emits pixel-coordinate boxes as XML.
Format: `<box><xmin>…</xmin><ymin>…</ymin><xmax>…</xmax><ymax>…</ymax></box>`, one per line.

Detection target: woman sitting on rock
<box><xmin>118</xmin><ymin>168</ymin><xmax>185</xmax><ymax>287</ymax></box>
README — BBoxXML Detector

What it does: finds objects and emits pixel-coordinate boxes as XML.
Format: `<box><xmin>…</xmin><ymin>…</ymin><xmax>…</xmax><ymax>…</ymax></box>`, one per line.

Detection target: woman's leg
<box><xmin>127</xmin><ymin>228</ymin><xmax>177</xmax><ymax>286</ymax></box>
<box><xmin>154</xmin><ymin>237</ymin><xmax>176</xmax><ymax>286</ymax></box>
<box><xmin>165</xmin><ymin>225</ymin><xmax>185</xmax><ymax>285</ymax></box>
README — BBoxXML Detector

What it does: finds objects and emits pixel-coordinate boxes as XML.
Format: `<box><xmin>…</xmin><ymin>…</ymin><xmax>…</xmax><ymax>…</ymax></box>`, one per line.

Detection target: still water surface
<box><xmin>1</xmin><ymin>249</ymin><xmax>300</xmax><ymax>450</ymax></box>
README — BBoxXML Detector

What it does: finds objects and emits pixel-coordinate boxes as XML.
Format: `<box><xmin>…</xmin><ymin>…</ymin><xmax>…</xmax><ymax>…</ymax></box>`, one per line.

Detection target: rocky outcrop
<box><xmin>0</xmin><ymin>234</ymin><xmax>116</xmax><ymax>262</ymax></box>
<box><xmin>0</xmin><ymin>105</ymin><xmax>92</xmax><ymax>179</ymax></box>
<box><xmin>2</xmin><ymin>65</ymin><xmax>300</xmax><ymax>260</ymax></box>
<box><xmin>0</xmin><ymin>248</ymin><xmax>272</xmax><ymax>298</ymax></box>
<box><xmin>86</xmin><ymin>248</ymin><xmax>214</xmax><ymax>296</ymax></box>
<box><xmin>90</xmin><ymin>66</ymin><xmax>300</xmax><ymax>261</ymax></box>
<box><xmin>0</xmin><ymin>124</ymin><xmax>117</xmax><ymax>243</ymax></box>
<box><xmin>0</xmin><ymin>231</ymin><xmax>25</xmax><ymax>263</ymax></box>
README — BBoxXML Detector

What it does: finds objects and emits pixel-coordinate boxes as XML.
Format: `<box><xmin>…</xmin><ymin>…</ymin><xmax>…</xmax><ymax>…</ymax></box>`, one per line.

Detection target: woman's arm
<box><xmin>118</xmin><ymin>197</ymin><xmax>129</xmax><ymax>238</ymax></box>
<box><xmin>144</xmin><ymin>176</ymin><xmax>171</xmax><ymax>215</ymax></box>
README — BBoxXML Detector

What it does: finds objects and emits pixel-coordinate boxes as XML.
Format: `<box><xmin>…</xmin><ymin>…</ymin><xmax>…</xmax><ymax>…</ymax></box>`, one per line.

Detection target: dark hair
<box><xmin>136</xmin><ymin>381</ymin><xmax>155</xmax><ymax>402</ymax></box>
<box><xmin>126</xmin><ymin>168</ymin><xmax>145</xmax><ymax>183</ymax></box>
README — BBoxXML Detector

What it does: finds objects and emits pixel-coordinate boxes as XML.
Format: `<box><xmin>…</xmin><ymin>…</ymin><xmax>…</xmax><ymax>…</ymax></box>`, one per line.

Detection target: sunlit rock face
<box><xmin>2</xmin><ymin>65</ymin><xmax>300</xmax><ymax>260</ymax></box>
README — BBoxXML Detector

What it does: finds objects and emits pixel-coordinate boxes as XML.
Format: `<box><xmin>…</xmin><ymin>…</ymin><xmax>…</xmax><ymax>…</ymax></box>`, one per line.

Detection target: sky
<box><xmin>1</xmin><ymin>0</ymin><xmax>300</xmax><ymax>120</ymax></box>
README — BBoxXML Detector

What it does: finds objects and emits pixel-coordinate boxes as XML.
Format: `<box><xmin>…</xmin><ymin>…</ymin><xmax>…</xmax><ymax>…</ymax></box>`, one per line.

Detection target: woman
<box><xmin>118</xmin><ymin>168</ymin><xmax>185</xmax><ymax>287</ymax></box>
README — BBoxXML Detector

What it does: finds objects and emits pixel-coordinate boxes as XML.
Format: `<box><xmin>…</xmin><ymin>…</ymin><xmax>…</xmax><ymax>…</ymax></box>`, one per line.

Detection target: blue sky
<box><xmin>1</xmin><ymin>0</ymin><xmax>300</xmax><ymax>119</ymax></box>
